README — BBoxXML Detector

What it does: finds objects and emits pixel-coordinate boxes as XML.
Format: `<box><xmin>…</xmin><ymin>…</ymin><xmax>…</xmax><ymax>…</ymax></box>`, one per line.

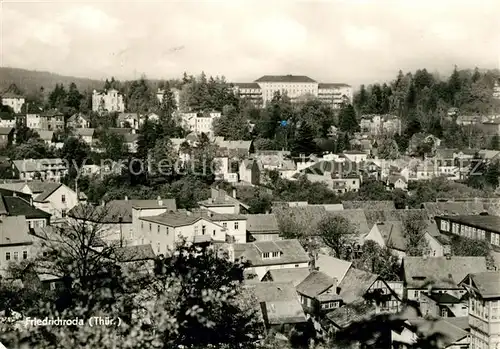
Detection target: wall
<box><xmin>0</xmin><ymin>243</ymin><xmax>36</xmax><ymax>275</ymax></box>
<box><xmin>213</xmin><ymin>218</ymin><xmax>247</xmax><ymax>243</ymax></box>
<box><xmin>251</xmin><ymin>233</ymin><xmax>281</xmax><ymax>242</ymax></box>
<box><xmin>34</xmin><ymin>185</ymin><xmax>79</xmax><ymax>219</ymax></box>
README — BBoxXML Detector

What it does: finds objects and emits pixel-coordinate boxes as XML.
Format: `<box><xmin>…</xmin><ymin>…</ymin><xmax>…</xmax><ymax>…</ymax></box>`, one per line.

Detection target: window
<box><xmin>61</xmin><ymin>209</ymin><xmax>66</xmax><ymax>217</ymax></box>
<box><xmin>271</xmin><ymin>251</ymin><xmax>280</xmax><ymax>258</ymax></box>
<box><xmin>222</xmin><ymin>222</ymin><xmax>227</xmax><ymax>229</ymax></box>
<box><xmin>5</xmin><ymin>252</ymin><xmax>10</xmax><ymax>261</ymax></box>
<box><xmin>157</xmin><ymin>243</ymin><xmax>160</xmax><ymax>253</ymax></box>
<box><xmin>213</xmin><ymin>230</ymin><xmax>216</xmax><ymax>236</ymax></box>
<box><xmin>234</xmin><ymin>222</ymin><xmax>239</xmax><ymax>230</ymax></box>
<box><xmin>149</xmin><ymin>223</ymin><xmax>152</xmax><ymax>231</ymax></box>
<box><xmin>441</xmin><ymin>308</ymin><xmax>447</xmax><ymax>317</ymax></box>
<box><xmin>13</xmin><ymin>252</ymin><xmax>18</xmax><ymax>260</ymax></box>
<box><xmin>23</xmin><ymin>251</ymin><xmax>28</xmax><ymax>260</ymax></box>
<box><xmin>166</xmin><ymin>227</ymin><xmax>169</xmax><ymax>235</ymax></box>
<box><xmin>202</xmin><ymin>225</ymin><xmax>206</xmax><ymax>235</ymax></box>
<box><xmin>141</xmin><ymin>222</ymin><xmax>144</xmax><ymax>229</ymax></box>
<box><xmin>262</xmin><ymin>252</ymin><xmax>270</xmax><ymax>259</ymax></box>
<box><xmin>157</xmin><ymin>225</ymin><xmax>160</xmax><ymax>234</ymax></box>
<box><xmin>61</xmin><ymin>194</ymin><xmax>66</xmax><ymax>203</ymax></box>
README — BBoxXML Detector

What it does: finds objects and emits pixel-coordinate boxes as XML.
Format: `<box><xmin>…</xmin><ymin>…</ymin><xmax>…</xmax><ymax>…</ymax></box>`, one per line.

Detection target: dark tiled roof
<box><xmin>42</xmin><ymin>109</ymin><xmax>63</xmax><ymax>117</ymax></box>
<box><xmin>342</xmin><ymin>201</ymin><xmax>395</xmax><ymax>210</ymax></box>
<box><xmin>113</xmin><ymin>245</ymin><xmax>156</xmax><ymax>262</ymax></box>
<box><xmin>338</xmin><ymin>267</ymin><xmax>378</xmax><ymax>304</ymax></box>
<box><xmin>326</xmin><ymin>302</ymin><xmax>376</xmax><ymax>329</ymax></box>
<box><xmin>1</xmin><ymin>92</ymin><xmax>24</xmax><ymax>98</ymax></box>
<box><xmin>233</xmin><ymin>83</ymin><xmax>260</xmax><ymax>89</ymax></box>
<box><xmin>318</xmin><ymin>83</ymin><xmax>351</xmax><ymax>88</ymax></box>
<box><xmin>29</xmin><ymin>182</ymin><xmax>62</xmax><ymax>202</ymax></box>
<box><xmin>75</xmin><ymin>128</ymin><xmax>95</xmax><ymax>137</ymax></box>
<box><xmin>423</xmin><ymin>292</ymin><xmax>461</xmax><ymax>304</ymax></box>
<box><xmin>108</xmin><ymin>128</ymin><xmax>133</xmax><ymax>135</ymax></box>
<box><xmin>246</xmin><ymin>214</ymin><xmax>279</xmax><ymax>233</ymax></box>
<box><xmin>408</xmin><ymin>318</ymin><xmax>468</xmax><ymax>346</ymax></box>
<box><xmin>296</xmin><ymin>270</ymin><xmax>336</xmax><ymax>299</ymax></box>
<box><xmin>403</xmin><ymin>256</ymin><xmax>487</xmax><ymax>289</ymax></box>
<box><xmin>255</xmin><ymin>75</ymin><xmax>317</xmax><ymax>83</ymax></box>
<box><xmin>2</xmin><ymin>195</ymin><xmax>51</xmax><ymax>219</ymax></box>
<box><xmin>467</xmin><ymin>271</ymin><xmax>500</xmax><ymax>298</ymax></box>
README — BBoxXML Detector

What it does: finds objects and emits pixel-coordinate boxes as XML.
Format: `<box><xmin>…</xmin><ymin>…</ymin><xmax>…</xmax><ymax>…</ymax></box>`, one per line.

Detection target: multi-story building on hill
<box><xmin>92</xmin><ymin>89</ymin><xmax>125</xmax><ymax>113</ymax></box>
<box><xmin>1</xmin><ymin>93</ymin><xmax>25</xmax><ymax>113</ymax></box>
<box><xmin>493</xmin><ymin>81</ymin><xmax>500</xmax><ymax>99</ymax></box>
<box><xmin>232</xmin><ymin>75</ymin><xmax>352</xmax><ymax>108</ymax></box>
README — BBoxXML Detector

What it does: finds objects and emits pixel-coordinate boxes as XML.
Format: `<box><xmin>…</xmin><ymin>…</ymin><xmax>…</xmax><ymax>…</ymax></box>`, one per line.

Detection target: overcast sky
<box><xmin>2</xmin><ymin>0</ymin><xmax>499</xmax><ymax>86</ymax></box>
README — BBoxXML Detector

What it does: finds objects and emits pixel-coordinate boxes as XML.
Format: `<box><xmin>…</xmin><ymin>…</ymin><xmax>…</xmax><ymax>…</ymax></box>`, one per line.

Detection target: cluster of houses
<box><xmin>0</xmin><ymin>182</ymin><xmax>499</xmax><ymax>347</ymax></box>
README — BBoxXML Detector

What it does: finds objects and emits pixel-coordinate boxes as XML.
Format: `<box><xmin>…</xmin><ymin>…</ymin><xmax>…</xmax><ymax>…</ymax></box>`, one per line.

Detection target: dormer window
<box><xmin>262</xmin><ymin>251</ymin><xmax>281</xmax><ymax>259</ymax></box>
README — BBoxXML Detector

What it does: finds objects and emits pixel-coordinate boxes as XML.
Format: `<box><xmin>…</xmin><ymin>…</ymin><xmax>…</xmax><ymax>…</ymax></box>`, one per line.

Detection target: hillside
<box><xmin>0</xmin><ymin>67</ymin><xmax>105</xmax><ymax>96</ymax></box>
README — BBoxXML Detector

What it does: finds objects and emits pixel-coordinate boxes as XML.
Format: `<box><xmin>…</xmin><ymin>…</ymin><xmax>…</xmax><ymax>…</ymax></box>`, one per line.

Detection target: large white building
<box><xmin>1</xmin><ymin>93</ymin><xmax>25</xmax><ymax>113</ymax></box>
<box><xmin>92</xmin><ymin>89</ymin><xmax>125</xmax><ymax>113</ymax></box>
<box><xmin>179</xmin><ymin>111</ymin><xmax>221</xmax><ymax>137</ymax></box>
<box><xmin>233</xmin><ymin>75</ymin><xmax>352</xmax><ymax>108</ymax></box>
<box><xmin>156</xmin><ymin>88</ymin><xmax>181</xmax><ymax>109</ymax></box>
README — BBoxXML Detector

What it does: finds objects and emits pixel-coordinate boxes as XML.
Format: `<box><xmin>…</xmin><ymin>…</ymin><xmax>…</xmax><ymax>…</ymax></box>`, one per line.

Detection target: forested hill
<box><xmin>0</xmin><ymin>67</ymin><xmax>104</xmax><ymax>95</ymax></box>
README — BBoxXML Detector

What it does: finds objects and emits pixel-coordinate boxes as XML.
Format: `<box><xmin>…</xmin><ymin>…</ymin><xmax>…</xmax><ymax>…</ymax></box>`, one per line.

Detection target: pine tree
<box><xmin>339</xmin><ymin>104</ymin><xmax>359</xmax><ymax>134</ymax></box>
<box><xmin>448</xmin><ymin>65</ymin><xmax>461</xmax><ymax>106</ymax></box>
<box><xmin>291</xmin><ymin>122</ymin><xmax>317</xmax><ymax>157</ymax></box>
<box><xmin>490</xmin><ymin>135</ymin><xmax>500</xmax><ymax>150</ymax></box>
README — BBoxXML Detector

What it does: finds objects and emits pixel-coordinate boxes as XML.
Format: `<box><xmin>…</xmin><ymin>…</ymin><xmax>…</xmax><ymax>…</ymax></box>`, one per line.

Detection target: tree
<box><xmin>354</xmin><ymin>240</ymin><xmax>400</xmax><ymax>280</ymax></box>
<box><xmin>213</xmin><ymin>106</ymin><xmax>251</xmax><ymax>140</ymax></box>
<box><xmin>450</xmin><ymin>235</ymin><xmax>495</xmax><ymax>269</ymax></box>
<box><xmin>377</xmin><ymin>137</ymin><xmax>400</xmax><ymax>160</ymax></box>
<box><xmin>150</xmin><ymin>138</ymin><xmax>178</xmax><ymax>177</ymax></box>
<box><xmin>338</xmin><ymin>104</ymin><xmax>359</xmax><ymax>134</ymax></box>
<box><xmin>291</xmin><ymin>122</ymin><xmax>318</xmax><ymax>157</ymax></box>
<box><xmin>66</xmin><ymin>82</ymin><xmax>83</xmax><ymax>111</ymax></box>
<box><xmin>60</xmin><ymin>137</ymin><xmax>91</xmax><ymax>178</ymax></box>
<box><xmin>8</xmin><ymin>138</ymin><xmax>52</xmax><ymax>160</ymax></box>
<box><xmin>99</xmin><ymin>132</ymin><xmax>128</xmax><ymax>161</ymax></box>
<box><xmin>490</xmin><ymin>135</ymin><xmax>500</xmax><ymax>150</ymax></box>
<box><xmin>48</xmin><ymin>83</ymin><xmax>67</xmax><ymax>110</ymax></box>
<box><xmin>317</xmin><ymin>215</ymin><xmax>357</xmax><ymax>259</ymax></box>
<box><xmin>158</xmin><ymin>82</ymin><xmax>177</xmax><ymax>136</ymax></box>
<box><xmin>402</xmin><ymin>212</ymin><xmax>431</xmax><ymax>256</ymax></box>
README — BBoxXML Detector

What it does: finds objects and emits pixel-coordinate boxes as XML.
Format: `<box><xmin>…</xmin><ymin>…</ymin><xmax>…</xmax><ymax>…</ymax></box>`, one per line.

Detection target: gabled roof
<box><xmin>296</xmin><ymin>270</ymin><xmax>336</xmax><ymax>299</ymax></box>
<box><xmin>68</xmin><ymin>113</ymin><xmax>90</xmax><ymax>122</ymax></box>
<box><xmin>421</xmin><ymin>292</ymin><xmax>461</xmax><ymax>304</ymax></box>
<box><xmin>315</xmin><ymin>254</ymin><xmax>352</xmax><ymax>282</ymax></box>
<box><xmin>2</xmin><ymin>195</ymin><xmax>51</xmax><ymax>219</ymax></box>
<box><xmin>408</xmin><ymin>318</ymin><xmax>469</xmax><ymax>347</ymax></box>
<box><xmin>461</xmin><ymin>271</ymin><xmax>500</xmax><ymax>298</ymax></box>
<box><xmin>255</xmin><ymin>75</ymin><xmax>316</xmax><ymax>83</ymax></box>
<box><xmin>403</xmin><ymin>256</ymin><xmax>487</xmax><ymax>289</ymax></box>
<box><xmin>376</xmin><ymin>221</ymin><xmax>406</xmax><ymax>251</ymax></box>
<box><xmin>232</xmin><ymin>239</ymin><xmax>309</xmax><ymax>267</ymax></box>
<box><xmin>246</xmin><ymin>214</ymin><xmax>279</xmax><ymax>233</ymax></box>
<box><xmin>264</xmin><ymin>268</ymin><xmax>310</xmax><ymax>286</ymax></box>
<box><xmin>326</xmin><ymin>302</ymin><xmax>376</xmax><ymax>329</ymax></box>
<box><xmin>338</xmin><ymin>267</ymin><xmax>379</xmax><ymax>304</ymax></box>
<box><xmin>31</xmin><ymin>182</ymin><xmax>63</xmax><ymax>202</ymax></box>
<box><xmin>1</xmin><ymin>92</ymin><xmax>24</xmax><ymax>98</ymax></box>
<box><xmin>387</xmin><ymin>175</ymin><xmax>407</xmax><ymax>185</ymax></box>
<box><xmin>112</xmin><ymin>244</ymin><xmax>156</xmax><ymax>262</ymax></box>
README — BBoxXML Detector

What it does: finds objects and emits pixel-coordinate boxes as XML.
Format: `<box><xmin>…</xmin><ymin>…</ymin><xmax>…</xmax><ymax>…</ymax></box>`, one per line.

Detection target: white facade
<box><xmin>92</xmin><ymin>89</ymin><xmax>125</xmax><ymax>112</ymax></box>
<box><xmin>33</xmin><ymin>185</ymin><xmax>80</xmax><ymax>220</ymax></box>
<box><xmin>1</xmin><ymin>96</ymin><xmax>25</xmax><ymax>113</ymax></box>
<box><xmin>26</xmin><ymin>114</ymin><xmax>41</xmax><ymax>129</ymax></box>
<box><xmin>259</xmin><ymin>81</ymin><xmax>318</xmax><ymax>106</ymax></box>
<box><xmin>180</xmin><ymin>112</ymin><xmax>221</xmax><ymax>136</ymax></box>
<box><xmin>0</xmin><ymin>119</ymin><xmax>16</xmax><ymax>128</ymax></box>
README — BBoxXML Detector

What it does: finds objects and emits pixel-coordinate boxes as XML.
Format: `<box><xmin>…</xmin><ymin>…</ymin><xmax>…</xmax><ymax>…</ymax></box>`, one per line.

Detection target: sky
<box><xmin>1</xmin><ymin>0</ymin><xmax>500</xmax><ymax>86</ymax></box>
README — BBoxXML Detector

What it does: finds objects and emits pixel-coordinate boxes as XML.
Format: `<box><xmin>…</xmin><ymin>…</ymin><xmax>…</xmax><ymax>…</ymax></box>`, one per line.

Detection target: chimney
<box><xmin>446</xmin><ymin>254</ymin><xmax>452</xmax><ymax>260</ymax></box>
<box><xmin>101</xmin><ymin>200</ymin><xmax>105</xmax><ymax>206</ymax></box>
<box><xmin>124</xmin><ymin>196</ymin><xmax>128</xmax><ymax>201</ymax></box>
<box><xmin>157</xmin><ymin>196</ymin><xmax>163</xmax><ymax>206</ymax></box>
<box><xmin>30</xmin><ymin>196</ymin><xmax>33</xmax><ymax>206</ymax></box>
<box><xmin>405</xmin><ymin>205</ymin><xmax>409</xmax><ymax>210</ymax></box>
<box><xmin>232</xmin><ymin>188</ymin><xmax>237</xmax><ymax>199</ymax></box>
